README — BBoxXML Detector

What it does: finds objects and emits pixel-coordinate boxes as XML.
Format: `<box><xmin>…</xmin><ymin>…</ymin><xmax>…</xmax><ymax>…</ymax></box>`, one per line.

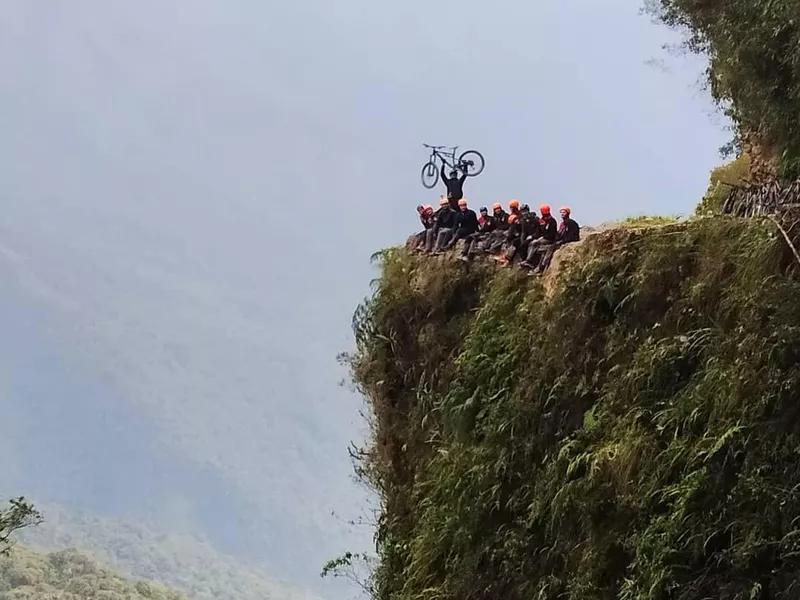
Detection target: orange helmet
<box><xmin>492</xmin><ymin>202</ymin><xmax>502</xmax><ymax>211</ymax></box>
<box><xmin>508</xmin><ymin>213</ymin><xmax>519</xmax><ymax>224</ymax></box>
<box><xmin>439</xmin><ymin>197</ymin><xmax>449</xmax><ymax>206</ymax></box>
<box><xmin>458</xmin><ymin>199</ymin><xmax>468</xmax><ymax>207</ymax></box>
<box><xmin>509</xmin><ymin>199</ymin><xmax>520</xmax><ymax>210</ymax></box>
<box><xmin>540</xmin><ymin>204</ymin><xmax>551</xmax><ymax>215</ymax></box>
<box><xmin>559</xmin><ymin>206</ymin><xmax>571</xmax><ymax>216</ymax></box>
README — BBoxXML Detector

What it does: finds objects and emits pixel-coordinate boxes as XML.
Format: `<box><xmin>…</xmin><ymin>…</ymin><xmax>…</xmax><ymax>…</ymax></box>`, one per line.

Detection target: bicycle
<box><xmin>420</xmin><ymin>144</ymin><xmax>485</xmax><ymax>189</ymax></box>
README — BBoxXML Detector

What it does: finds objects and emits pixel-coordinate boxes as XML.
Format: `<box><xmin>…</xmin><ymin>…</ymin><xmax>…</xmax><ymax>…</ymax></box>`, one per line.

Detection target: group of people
<box><xmin>412</xmin><ymin>193</ymin><xmax>580</xmax><ymax>274</ymax></box>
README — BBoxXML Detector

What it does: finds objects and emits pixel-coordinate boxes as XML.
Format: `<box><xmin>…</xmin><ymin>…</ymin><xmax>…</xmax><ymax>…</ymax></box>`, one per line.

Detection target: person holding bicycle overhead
<box><xmin>441</xmin><ymin>163</ymin><xmax>468</xmax><ymax>209</ymax></box>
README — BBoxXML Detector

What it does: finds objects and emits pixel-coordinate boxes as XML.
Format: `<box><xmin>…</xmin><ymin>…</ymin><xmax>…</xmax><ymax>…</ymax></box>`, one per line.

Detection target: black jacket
<box><xmin>435</xmin><ymin>206</ymin><xmax>458</xmax><ymax>230</ymax></box>
<box><xmin>540</xmin><ymin>215</ymin><xmax>558</xmax><ymax>242</ymax></box>
<box><xmin>493</xmin><ymin>210</ymin><xmax>510</xmax><ymax>231</ymax></box>
<box><xmin>478</xmin><ymin>215</ymin><xmax>496</xmax><ymax>233</ymax></box>
<box><xmin>455</xmin><ymin>209</ymin><xmax>479</xmax><ymax>234</ymax></box>
<box><xmin>521</xmin><ymin>212</ymin><xmax>541</xmax><ymax>240</ymax></box>
<box><xmin>442</xmin><ymin>165</ymin><xmax>467</xmax><ymax>202</ymax></box>
<box><xmin>558</xmin><ymin>218</ymin><xmax>580</xmax><ymax>243</ymax></box>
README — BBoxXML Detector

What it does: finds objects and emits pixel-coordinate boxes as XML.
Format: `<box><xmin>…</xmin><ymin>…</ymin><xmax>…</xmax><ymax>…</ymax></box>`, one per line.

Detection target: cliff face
<box><xmin>349</xmin><ymin>217</ymin><xmax>800</xmax><ymax>600</ymax></box>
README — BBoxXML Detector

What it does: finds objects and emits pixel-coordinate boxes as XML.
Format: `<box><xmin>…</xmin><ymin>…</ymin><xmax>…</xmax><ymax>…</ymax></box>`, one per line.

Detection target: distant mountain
<box><xmin>0</xmin><ymin>546</ymin><xmax>185</xmax><ymax>599</ymax></box>
<box><xmin>16</xmin><ymin>502</ymin><xmax>325</xmax><ymax>600</ymax></box>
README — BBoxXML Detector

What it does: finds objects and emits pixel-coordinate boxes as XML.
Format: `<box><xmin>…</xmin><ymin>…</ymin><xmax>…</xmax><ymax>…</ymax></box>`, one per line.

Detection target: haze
<box><xmin>0</xmin><ymin>1</ymin><xmax>727</xmax><ymax>598</ymax></box>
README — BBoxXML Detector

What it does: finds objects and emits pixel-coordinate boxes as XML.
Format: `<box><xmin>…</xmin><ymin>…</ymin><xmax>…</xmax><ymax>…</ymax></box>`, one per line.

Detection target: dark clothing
<box><xmin>419</xmin><ymin>212</ymin><xmax>436</xmax><ymax>230</ymax></box>
<box><xmin>435</xmin><ymin>206</ymin><xmax>458</xmax><ymax>230</ymax></box>
<box><xmin>455</xmin><ymin>209</ymin><xmax>479</xmax><ymax>235</ymax></box>
<box><xmin>533</xmin><ymin>218</ymin><xmax>580</xmax><ymax>272</ymax></box>
<box><xmin>539</xmin><ymin>215</ymin><xmax>558</xmax><ymax>243</ymax></box>
<box><xmin>493</xmin><ymin>210</ymin><xmax>510</xmax><ymax>231</ymax></box>
<box><xmin>442</xmin><ymin>165</ymin><xmax>467</xmax><ymax>205</ymax></box>
<box><xmin>558</xmin><ymin>218</ymin><xmax>580</xmax><ymax>243</ymax></box>
<box><xmin>520</xmin><ymin>212</ymin><xmax>541</xmax><ymax>241</ymax></box>
<box><xmin>478</xmin><ymin>215</ymin><xmax>497</xmax><ymax>233</ymax></box>
<box><xmin>444</xmin><ymin>209</ymin><xmax>479</xmax><ymax>250</ymax></box>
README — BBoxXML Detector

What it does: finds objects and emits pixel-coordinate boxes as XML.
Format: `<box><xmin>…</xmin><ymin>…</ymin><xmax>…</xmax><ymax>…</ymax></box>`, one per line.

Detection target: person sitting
<box><xmin>536</xmin><ymin>206</ymin><xmax>581</xmax><ymax>272</ymax></box>
<box><xmin>493</xmin><ymin>213</ymin><xmax>521</xmax><ymax>266</ymax></box>
<box><xmin>460</xmin><ymin>206</ymin><xmax>496</xmax><ymax>261</ymax></box>
<box><xmin>444</xmin><ymin>199</ymin><xmax>479</xmax><ymax>250</ymax></box>
<box><xmin>520</xmin><ymin>204</ymin><xmax>559</xmax><ymax>271</ymax></box>
<box><xmin>483</xmin><ymin>203</ymin><xmax>510</xmax><ymax>254</ymax></box>
<box><xmin>432</xmin><ymin>197</ymin><xmax>458</xmax><ymax>253</ymax></box>
<box><xmin>502</xmin><ymin>203</ymin><xmax>540</xmax><ymax>264</ymax></box>
<box><xmin>441</xmin><ymin>164</ymin><xmax>468</xmax><ymax>209</ymax></box>
<box><xmin>557</xmin><ymin>206</ymin><xmax>580</xmax><ymax>244</ymax></box>
<box><xmin>421</xmin><ymin>198</ymin><xmax>450</xmax><ymax>252</ymax></box>
<box><xmin>413</xmin><ymin>204</ymin><xmax>436</xmax><ymax>251</ymax></box>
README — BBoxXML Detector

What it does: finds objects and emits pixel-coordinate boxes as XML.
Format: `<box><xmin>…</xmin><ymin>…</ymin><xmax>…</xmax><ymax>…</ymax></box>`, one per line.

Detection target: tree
<box><xmin>0</xmin><ymin>497</ymin><xmax>41</xmax><ymax>554</ymax></box>
<box><xmin>695</xmin><ymin>154</ymin><xmax>752</xmax><ymax>215</ymax></box>
<box><xmin>646</xmin><ymin>0</ymin><xmax>800</xmax><ymax>178</ymax></box>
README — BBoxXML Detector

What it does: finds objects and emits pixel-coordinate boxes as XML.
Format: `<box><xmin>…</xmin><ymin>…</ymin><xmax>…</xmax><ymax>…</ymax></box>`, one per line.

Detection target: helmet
<box><xmin>439</xmin><ymin>197</ymin><xmax>449</xmax><ymax>206</ymax></box>
<box><xmin>508</xmin><ymin>214</ymin><xmax>519</xmax><ymax>224</ymax></box>
<box><xmin>540</xmin><ymin>204</ymin><xmax>551</xmax><ymax>215</ymax></box>
<box><xmin>509</xmin><ymin>199</ymin><xmax>520</xmax><ymax>210</ymax></box>
<box><xmin>520</xmin><ymin>203</ymin><xmax>530</xmax><ymax>212</ymax></box>
<box><xmin>560</xmin><ymin>206</ymin><xmax>571</xmax><ymax>216</ymax></box>
<box><xmin>492</xmin><ymin>202</ymin><xmax>502</xmax><ymax>211</ymax></box>
<box><xmin>479</xmin><ymin>206</ymin><xmax>488</xmax><ymax>213</ymax></box>
<box><xmin>458</xmin><ymin>199</ymin><xmax>468</xmax><ymax>208</ymax></box>
<box><xmin>423</xmin><ymin>204</ymin><xmax>433</xmax><ymax>213</ymax></box>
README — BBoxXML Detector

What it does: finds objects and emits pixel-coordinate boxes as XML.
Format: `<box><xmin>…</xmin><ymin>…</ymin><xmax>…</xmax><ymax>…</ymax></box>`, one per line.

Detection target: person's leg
<box><xmin>521</xmin><ymin>241</ymin><xmax>541</xmax><ymax>268</ymax></box>
<box><xmin>425</xmin><ymin>228</ymin><xmax>436</xmax><ymax>252</ymax></box>
<box><xmin>460</xmin><ymin>234</ymin><xmax>475</xmax><ymax>257</ymax></box>
<box><xmin>487</xmin><ymin>232</ymin><xmax>505</xmax><ymax>254</ymax></box>
<box><xmin>504</xmin><ymin>239</ymin><xmax>520</xmax><ymax>262</ymax></box>
<box><xmin>445</xmin><ymin>228</ymin><xmax>466</xmax><ymax>250</ymax></box>
<box><xmin>536</xmin><ymin>244</ymin><xmax>556</xmax><ymax>273</ymax></box>
<box><xmin>436</xmin><ymin>228</ymin><xmax>452</xmax><ymax>250</ymax></box>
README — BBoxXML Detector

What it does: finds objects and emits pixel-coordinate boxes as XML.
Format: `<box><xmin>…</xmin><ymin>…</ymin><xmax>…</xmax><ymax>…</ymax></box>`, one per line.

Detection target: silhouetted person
<box><xmin>441</xmin><ymin>164</ymin><xmax>468</xmax><ymax>208</ymax></box>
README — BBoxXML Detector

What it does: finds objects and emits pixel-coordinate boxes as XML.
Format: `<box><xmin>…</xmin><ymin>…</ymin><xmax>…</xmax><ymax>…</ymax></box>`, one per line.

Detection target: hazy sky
<box><xmin>0</xmin><ymin>1</ymin><xmax>727</xmax><ymax>598</ymax></box>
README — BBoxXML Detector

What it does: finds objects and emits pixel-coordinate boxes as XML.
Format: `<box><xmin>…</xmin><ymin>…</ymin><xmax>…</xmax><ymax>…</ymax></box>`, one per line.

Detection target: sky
<box><xmin>0</xmin><ymin>1</ymin><xmax>728</xmax><ymax>598</ymax></box>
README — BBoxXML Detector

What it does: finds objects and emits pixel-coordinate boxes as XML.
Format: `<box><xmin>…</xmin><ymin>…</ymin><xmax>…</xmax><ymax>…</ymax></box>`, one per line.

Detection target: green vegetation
<box><xmin>347</xmin><ymin>214</ymin><xmax>800</xmax><ymax>599</ymax></box>
<box><xmin>616</xmin><ymin>215</ymin><xmax>681</xmax><ymax>229</ymax></box>
<box><xmin>16</xmin><ymin>503</ymin><xmax>322</xmax><ymax>600</ymax></box>
<box><xmin>0</xmin><ymin>546</ymin><xmax>185</xmax><ymax>599</ymax></box>
<box><xmin>695</xmin><ymin>155</ymin><xmax>752</xmax><ymax>216</ymax></box>
<box><xmin>0</xmin><ymin>499</ymin><xmax>40</xmax><ymax>556</ymax></box>
<box><xmin>646</xmin><ymin>0</ymin><xmax>800</xmax><ymax>177</ymax></box>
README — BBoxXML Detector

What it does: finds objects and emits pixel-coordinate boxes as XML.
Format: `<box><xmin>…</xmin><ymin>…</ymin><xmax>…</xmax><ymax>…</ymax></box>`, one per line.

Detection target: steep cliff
<box><xmin>348</xmin><ymin>215</ymin><xmax>800</xmax><ymax>599</ymax></box>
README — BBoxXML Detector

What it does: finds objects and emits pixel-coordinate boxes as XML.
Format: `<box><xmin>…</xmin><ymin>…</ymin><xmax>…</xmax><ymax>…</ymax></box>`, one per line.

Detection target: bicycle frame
<box><xmin>426</xmin><ymin>145</ymin><xmax>461</xmax><ymax>172</ymax></box>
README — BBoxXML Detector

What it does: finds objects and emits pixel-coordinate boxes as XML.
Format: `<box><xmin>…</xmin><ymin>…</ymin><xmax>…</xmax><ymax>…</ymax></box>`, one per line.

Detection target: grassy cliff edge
<box><xmin>349</xmin><ymin>215</ymin><xmax>800</xmax><ymax>599</ymax></box>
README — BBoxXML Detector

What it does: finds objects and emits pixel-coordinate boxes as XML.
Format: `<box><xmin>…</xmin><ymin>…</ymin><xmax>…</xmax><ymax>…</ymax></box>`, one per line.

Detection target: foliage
<box><xmin>348</xmin><ymin>216</ymin><xmax>800</xmax><ymax>599</ymax></box>
<box><xmin>0</xmin><ymin>546</ymin><xmax>185</xmax><ymax>599</ymax></box>
<box><xmin>696</xmin><ymin>154</ymin><xmax>752</xmax><ymax>216</ymax></box>
<box><xmin>16</xmin><ymin>503</ymin><xmax>320</xmax><ymax>600</ymax></box>
<box><xmin>616</xmin><ymin>215</ymin><xmax>681</xmax><ymax>229</ymax></box>
<box><xmin>646</xmin><ymin>0</ymin><xmax>800</xmax><ymax>177</ymax></box>
<box><xmin>0</xmin><ymin>499</ymin><xmax>41</xmax><ymax>556</ymax></box>
<box><xmin>321</xmin><ymin>551</ymin><xmax>375</xmax><ymax>597</ymax></box>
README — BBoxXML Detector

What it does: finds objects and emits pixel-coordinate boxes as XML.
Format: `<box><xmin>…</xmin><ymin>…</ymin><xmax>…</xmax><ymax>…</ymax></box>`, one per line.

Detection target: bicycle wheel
<box><xmin>458</xmin><ymin>150</ymin><xmax>485</xmax><ymax>177</ymax></box>
<box><xmin>421</xmin><ymin>161</ymin><xmax>439</xmax><ymax>189</ymax></box>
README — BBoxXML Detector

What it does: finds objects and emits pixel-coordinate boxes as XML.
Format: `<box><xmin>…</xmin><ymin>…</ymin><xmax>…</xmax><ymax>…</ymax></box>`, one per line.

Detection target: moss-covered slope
<box><xmin>350</xmin><ymin>216</ymin><xmax>800</xmax><ymax>600</ymax></box>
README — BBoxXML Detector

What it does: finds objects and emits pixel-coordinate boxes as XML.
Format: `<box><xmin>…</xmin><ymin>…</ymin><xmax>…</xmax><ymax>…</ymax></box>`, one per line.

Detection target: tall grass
<box><xmin>348</xmin><ymin>216</ymin><xmax>800</xmax><ymax>600</ymax></box>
